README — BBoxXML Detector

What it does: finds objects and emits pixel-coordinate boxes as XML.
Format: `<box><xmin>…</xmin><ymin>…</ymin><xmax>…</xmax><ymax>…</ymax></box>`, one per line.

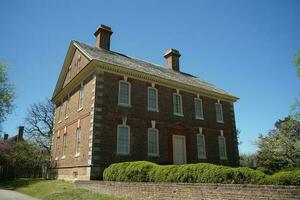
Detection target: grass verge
<box><xmin>0</xmin><ymin>179</ymin><xmax>121</xmax><ymax>200</ymax></box>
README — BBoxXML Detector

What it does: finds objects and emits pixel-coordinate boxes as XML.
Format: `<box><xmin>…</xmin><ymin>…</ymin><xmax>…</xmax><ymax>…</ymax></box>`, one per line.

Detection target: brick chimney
<box><xmin>94</xmin><ymin>24</ymin><xmax>113</xmax><ymax>50</ymax></box>
<box><xmin>17</xmin><ymin>126</ymin><xmax>24</xmax><ymax>142</ymax></box>
<box><xmin>4</xmin><ymin>134</ymin><xmax>8</xmax><ymax>140</ymax></box>
<box><xmin>164</xmin><ymin>49</ymin><xmax>181</xmax><ymax>72</ymax></box>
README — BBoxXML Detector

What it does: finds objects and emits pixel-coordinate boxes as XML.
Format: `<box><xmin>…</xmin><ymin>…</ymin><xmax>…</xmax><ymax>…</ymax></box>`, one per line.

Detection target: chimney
<box><xmin>17</xmin><ymin>126</ymin><xmax>24</xmax><ymax>142</ymax></box>
<box><xmin>94</xmin><ymin>24</ymin><xmax>113</xmax><ymax>50</ymax></box>
<box><xmin>4</xmin><ymin>134</ymin><xmax>8</xmax><ymax>140</ymax></box>
<box><xmin>164</xmin><ymin>49</ymin><xmax>181</xmax><ymax>72</ymax></box>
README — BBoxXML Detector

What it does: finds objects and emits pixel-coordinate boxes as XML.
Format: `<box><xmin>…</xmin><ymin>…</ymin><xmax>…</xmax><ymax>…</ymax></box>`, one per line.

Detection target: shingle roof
<box><xmin>74</xmin><ymin>41</ymin><xmax>237</xmax><ymax>100</ymax></box>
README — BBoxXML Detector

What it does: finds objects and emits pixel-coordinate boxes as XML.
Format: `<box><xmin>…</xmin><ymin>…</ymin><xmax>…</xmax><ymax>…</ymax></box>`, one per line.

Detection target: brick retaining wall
<box><xmin>75</xmin><ymin>181</ymin><xmax>300</xmax><ymax>200</ymax></box>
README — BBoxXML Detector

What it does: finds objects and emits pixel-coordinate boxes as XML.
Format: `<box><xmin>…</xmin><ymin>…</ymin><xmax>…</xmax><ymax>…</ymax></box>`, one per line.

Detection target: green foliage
<box><xmin>0</xmin><ymin>60</ymin><xmax>15</xmax><ymax>127</ymax></box>
<box><xmin>255</xmin><ymin>117</ymin><xmax>300</xmax><ymax>172</ymax></box>
<box><xmin>103</xmin><ymin>161</ymin><xmax>269</xmax><ymax>185</ymax></box>
<box><xmin>264</xmin><ymin>169</ymin><xmax>300</xmax><ymax>185</ymax></box>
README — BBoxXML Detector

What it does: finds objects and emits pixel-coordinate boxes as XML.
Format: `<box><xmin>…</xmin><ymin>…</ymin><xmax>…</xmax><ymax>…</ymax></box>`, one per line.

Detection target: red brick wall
<box><xmin>93</xmin><ymin>72</ymin><xmax>239</xmax><ymax>171</ymax></box>
<box><xmin>75</xmin><ymin>181</ymin><xmax>300</xmax><ymax>200</ymax></box>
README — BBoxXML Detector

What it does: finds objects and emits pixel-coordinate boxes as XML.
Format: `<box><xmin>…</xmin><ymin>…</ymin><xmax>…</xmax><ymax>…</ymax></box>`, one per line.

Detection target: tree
<box><xmin>239</xmin><ymin>153</ymin><xmax>257</xmax><ymax>168</ymax></box>
<box><xmin>0</xmin><ymin>60</ymin><xmax>15</xmax><ymax>128</ymax></box>
<box><xmin>255</xmin><ymin>117</ymin><xmax>300</xmax><ymax>172</ymax></box>
<box><xmin>294</xmin><ymin>49</ymin><xmax>300</xmax><ymax>77</ymax></box>
<box><xmin>24</xmin><ymin>99</ymin><xmax>55</xmax><ymax>153</ymax></box>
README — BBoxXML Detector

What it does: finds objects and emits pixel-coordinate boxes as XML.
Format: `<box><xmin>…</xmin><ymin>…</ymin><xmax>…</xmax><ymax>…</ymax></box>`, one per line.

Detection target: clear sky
<box><xmin>0</xmin><ymin>0</ymin><xmax>299</xmax><ymax>154</ymax></box>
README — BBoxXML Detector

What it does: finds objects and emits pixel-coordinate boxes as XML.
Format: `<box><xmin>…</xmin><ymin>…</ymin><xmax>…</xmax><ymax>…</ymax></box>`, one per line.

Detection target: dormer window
<box><xmin>173</xmin><ymin>90</ymin><xmax>183</xmax><ymax>116</ymax></box>
<box><xmin>215</xmin><ymin>100</ymin><xmax>224</xmax><ymax>123</ymax></box>
<box><xmin>118</xmin><ymin>77</ymin><xmax>131</xmax><ymax>106</ymax></box>
<box><xmin>147</xmin><ymin>84</ymin><xmax>158</xmax><ymax>112</ymax></box>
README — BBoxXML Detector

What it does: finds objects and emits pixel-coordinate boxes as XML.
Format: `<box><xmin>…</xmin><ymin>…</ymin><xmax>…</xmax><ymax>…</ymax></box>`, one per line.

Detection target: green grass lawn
<box><xmin>0</xmin><ymin>179</ymin><xmax>122</xmax><ymax>200</ymax></box>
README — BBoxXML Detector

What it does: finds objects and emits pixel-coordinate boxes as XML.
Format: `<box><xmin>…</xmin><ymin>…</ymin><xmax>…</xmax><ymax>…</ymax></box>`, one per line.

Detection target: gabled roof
<box><xmin>52</xmin><ymin>40</ymin><xmax>238</xmax><ymax>102</ymax></box>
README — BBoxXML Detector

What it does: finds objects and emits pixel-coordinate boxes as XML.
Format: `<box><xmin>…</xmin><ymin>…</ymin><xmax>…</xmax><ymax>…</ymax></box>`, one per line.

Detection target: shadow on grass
<box><xmin>0</xmin><ymin>178</ymin><xmax>46</xmax><ymax>190</ymax></box>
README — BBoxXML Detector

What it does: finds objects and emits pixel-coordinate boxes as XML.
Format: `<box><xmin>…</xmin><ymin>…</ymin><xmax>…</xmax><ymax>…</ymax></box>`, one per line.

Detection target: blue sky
<box><xmin>0</xmin><ymin>0</ymin><xmax>299</xmax><ymax>154</ymax></box>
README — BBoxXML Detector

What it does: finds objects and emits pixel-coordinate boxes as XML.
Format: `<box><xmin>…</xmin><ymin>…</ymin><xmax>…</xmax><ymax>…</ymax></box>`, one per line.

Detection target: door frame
<box><xmin>172</xmin><ymin>135</ymin><xmax>187</xmax><ymax>164</ymax></box>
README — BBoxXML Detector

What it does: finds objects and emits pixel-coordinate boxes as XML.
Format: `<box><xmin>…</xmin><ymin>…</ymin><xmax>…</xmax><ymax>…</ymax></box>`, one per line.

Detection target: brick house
<box><xmin>51</xmin><ymin>25</ymin><xmax>239</xmax><ymax>180</ymax></box>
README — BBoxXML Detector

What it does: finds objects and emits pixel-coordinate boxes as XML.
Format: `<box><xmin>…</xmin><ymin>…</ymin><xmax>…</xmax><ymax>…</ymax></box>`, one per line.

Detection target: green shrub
<box><xmin>263</xmin><ymin>169</ymin><xmax>300</xmax><ymax>185</ymax></box>
<box><xmin>103</xmin><ymin>161</ymin><xmax>157</xmax><ymax>182</ymax></box>
<box><xmin>103</xmin><ymin>161</ymin><xmax>267</xmax><ymax>184</ymax></box>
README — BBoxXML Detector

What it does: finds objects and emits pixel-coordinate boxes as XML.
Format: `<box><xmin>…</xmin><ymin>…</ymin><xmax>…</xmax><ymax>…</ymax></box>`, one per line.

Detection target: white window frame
<box><xmin>218</xmin><ymin>130</ymin><xmax>227</xmax><ymax>160</ymax></box>
<box><xmin>65</xmin><ymin>95</ymin><xmax>70</xmax><ymax>119</ymax></box>
<box><xmin>147</xmin><ymin>128</ymin><xmax>159</xmax><ymax>157</ymax></box>
<box><xmin>118</xmin><ymin>80</ymin><xmax>131</xmax><ymax>107</ymax></box>
<box><xmin>194</xmin><ymin>98</ymin><xmax>204</xmax><ymax>120</ymax></box>
<box><xmin>197</xmin><ymin>128</ymin><xmax>206</xmax><ymax>159</ymax></box>
<box><xmin>117</xmin><ymin>124</ymin><xmax>130</xmax><ymax>155</ymax></box>
<box><xmin>78</xmin><ymin>83</ymin><xmax>84</xmax><ymax>111</ymax></box>
<box><xmin>215</xmin><ymin>100</ymin><xmax>224</xmax><ymax>123</ymax></box>
<box><xmin>173</xmin><ymin>92</ymin><xmax>183</xmax><ymax>116</ymax></box>
<box><xmin>147</xmin><ymin>86</ymin><xmax>158</xmax><ymax>112</ymax></box>
<box><xmin>75</xmin><ymin>128</ymin><xmax>81</xmax><ymax>157</ymax></box>
<box><xmin>62</xmin><ymin>133</ymin><xmax>67</xmax><ymax>159</ymax></box>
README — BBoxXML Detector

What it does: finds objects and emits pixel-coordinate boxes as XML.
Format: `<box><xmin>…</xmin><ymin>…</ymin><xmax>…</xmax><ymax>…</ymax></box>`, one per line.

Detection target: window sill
<box><xmin>61</xmin><ymin>155</ymin><xmax>66</xmax><ymax>160</ymax></box>
<box><xmin>74</xmin><ymin>153</ymin><xmax>80</xmax><ymax>158</ymax></box>
<box><xmin>174</xmin><ymin>113</ymin><xmax>184</xmax><ymax>117</ymax></box>
<box><xmin>148</xmin><ymin>154</ymin><xmax>160</xmax><ymax>157</ymax></box>
<box><xmin>220</xmin><ymin>157</ymin><xmax>228</xmax><ymax>160</ymax></box>
<box><xmin>217</xmin><ymin>121</ymin><xmax>224</xmax><ymax>124</ymax></box>
<box><xmin>55</xmin><ymin>157</ymin><xmax>59</xmax><ymax>161</ymax></box>
<box><xmin>196</xmin><ymin>117</ymin><xmax>204</xmax><ymax>120</ymax></box>
<box><xmin>198</xmin><ymin>156</ymin><xmax>207</xmax><ymax>159</ymax></box>
<box><xmin>64</xmin><ymin>116</ymin><xmax>69</xmax><ymax>120</ymax></box>
<box><xmin>118</xmin><ymin>103</ymin><xmax>131</xmax><ymax>108</ymax></box>
<box><xmin>148</xmin><ymin>108</ymin><xmax>159</xmax><ymax>112</ymax></box>
<box><xmin>58</xmin><ymin>120</ymin><xmax>62</xmax><ymax>124</ymax></box>
<box><xmin>77</xmin><ymin>107</ymin><xmax>83</xmax><ymax>112</ymax></box>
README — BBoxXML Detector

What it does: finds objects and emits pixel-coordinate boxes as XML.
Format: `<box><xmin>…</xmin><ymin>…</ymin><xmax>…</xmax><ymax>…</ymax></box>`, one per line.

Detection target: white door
<box><xmin>172</xmin><ymin>135</ymin><xmax>187</xmax><ymax>165</ymax></box>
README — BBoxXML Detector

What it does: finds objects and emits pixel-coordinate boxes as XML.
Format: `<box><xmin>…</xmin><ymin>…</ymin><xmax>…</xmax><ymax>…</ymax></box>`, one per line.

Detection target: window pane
<box><xmin>119</xmin><ymin>82</ymin><xmax>129</xmax><ymax>105</ymax></box>
<box><xmin>148</xmin><ymin>88</ymin><xmax>157</xmax><ymax>110</ymax></box>
<box><xmin>148</xmin><ymin>129</ymin><xmax>158</xmax><ymax>155</ymax></box>
<box><xmin>216</xmin><ymin>103</ymin><xmax>223</xmax><ymax>122</ymax></box>
<box><xmin>218</xmin><ymin>136</ymin><xmax>227</xmax><ymax>159</ymax></box>
<box><xmin>197</xmin><ymin>134</ymin><xmax>206</xmax><ymax>158</ymax></box>
<box><xmin>76</xmin><ymin>128</ymin><xmax>81</xmax><ymax>154</ymax></box>
<box><xmin>195</xmin><ymin>99</ymin><xmax>203</xmax><ymax>119</ymax></box>
<box><xmin>174</xmin><ymin>94</ymin><xmax>182</xmax><ymax>114</ymax></box>
<box><xmin>118</xmin><ymin>126</ymin><xmax>129</xmax><ymax>154</ymax></box>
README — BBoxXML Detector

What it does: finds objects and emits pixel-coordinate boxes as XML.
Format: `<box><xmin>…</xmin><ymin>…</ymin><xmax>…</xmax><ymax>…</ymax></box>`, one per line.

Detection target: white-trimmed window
<box><xmin>118</xmin><ymin>80</ymin><xmax>131</xmax><ymax>106</ymax></box>
<box><xmin>195</xmin><ymin>98</ymin><xmax>204</xmax><ymax>119</ymax></box>
<box><xmin>173</xmin><ymin>92</ymin><xmax>183</xmax><ymax>116</ymax></box>
<box><xmin>148</xmin><ymin>128</ymin><xmax>159</xmax><ymax>156</ymax></box>
<box><xmin>218</xmin><ymin>130</ymin><xmax>227</xmax><ymax>160</ymax></box>
<box><xmin>197</xmin><ymin>128</ymin><xmax>206</xmax><ymax>159</ymax></box>
<box><xmin>215</xmin><ymin>100</ymin><xmax>223</xmax><ymax>123</ymax></box>
<box><xmin>65</xmin><ymin>96</ymin><xmax>70</xmax><ymax>118</ymax></box>
<box><xmin>62</xmin><ymin>133</ymin><xmax>67</xmax><ymax>157</ymax></box>
<box><xmin>117</xmin><ymin>125</ymin><xmax>130</xmax><ymax>155</ymax></box>
<box><xmin>78</xmin><ymin>83</ymin><xmax>84</xmax><ymax>110</ymax></box>
<box><xmin>148</xmin><ymin>86</ymin><xmax>158</xmax><ymax>111</ymax></box>
<box><xmin>75</xmin><ymin>128</ymin><xmax>81</xmax><ymax>155</ymax></box>
<box><xmin>58</xmin><ymin>104</ymin><xmax>63</xmax><ymax>122</ymax></box>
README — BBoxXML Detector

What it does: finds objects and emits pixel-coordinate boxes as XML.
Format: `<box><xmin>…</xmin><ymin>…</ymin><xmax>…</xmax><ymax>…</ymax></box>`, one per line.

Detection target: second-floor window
<box><xmin>118</xmin><ymin>80</ymin><xmax>131</xmax><ymax>106</ymax></box>
<box><xmin>148</xmin><ymin>87</ymin><xmax>158</xmax><ymax>111</ymax></box>
<box><xmin>75</xmin><ymin>128</ymin><xmax>81</xmax><ymax>155</ymax></box>
<box><xmin>173</xmin><ymin>92</ymin><xmax>183</xmax><ymax>116</ymax></box>
<box><xmin>215</xmin><ymin>101</ymin><xmax>224</xmax><ymax>123</ymax></box>
<box><xmin>78</xmin><ymin>83</ymin><xmax>84</xmax><ymax>110</ymax></box>
<box><xmin>117</xmin><ymin>125</ymin><xmax>130</xmax><ymax>155</ymax></box>
<box><xmin>59</xmin><ymin>104</ymin><xmax>63</xmax><ymax>122</ymax></box>
<box><xmin>195</xmin><ymin>98</ymin><xmax>204</xmax><ymax>119</ymax></box>
<box><xmin>148</xmin><ymin>128</ymin><xmax>159</xmax><ymax>156</ymax></box>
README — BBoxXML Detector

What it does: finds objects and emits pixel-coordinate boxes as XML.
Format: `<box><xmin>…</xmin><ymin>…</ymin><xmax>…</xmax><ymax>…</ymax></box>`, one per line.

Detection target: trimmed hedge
<box><xmin>103</xmin><ymin>161</ymin><xmax>300</xmax><ymax>185</ymax></box>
